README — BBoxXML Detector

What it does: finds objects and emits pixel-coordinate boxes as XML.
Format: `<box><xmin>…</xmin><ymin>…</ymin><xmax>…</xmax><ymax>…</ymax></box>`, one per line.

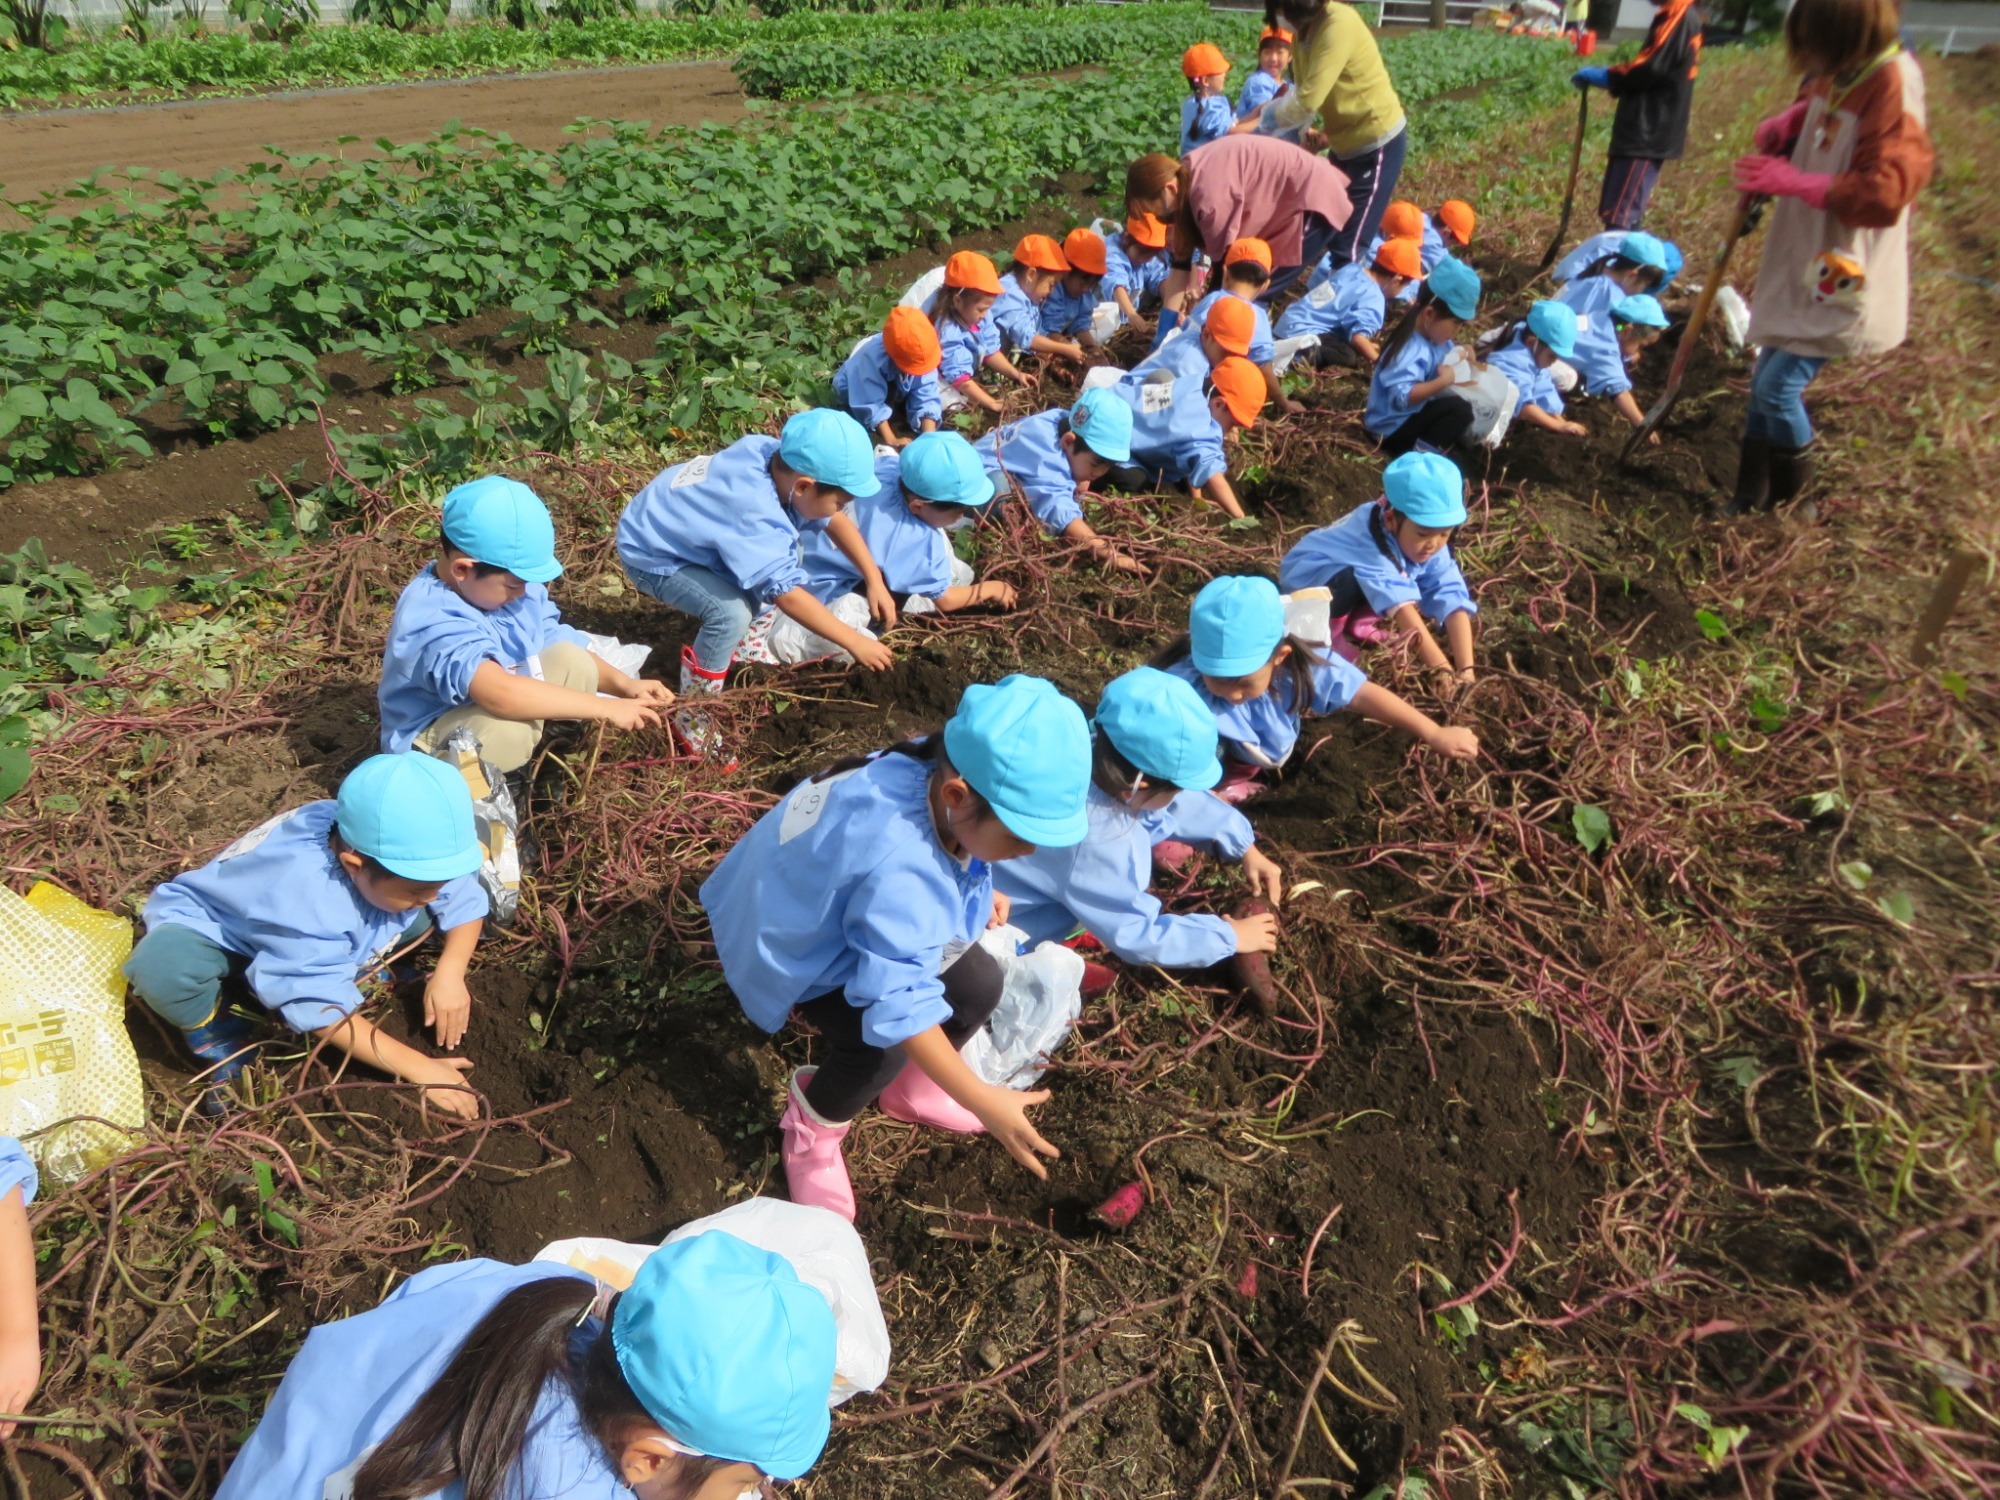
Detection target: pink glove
<box><xmin>1733</xmin><ymin>153</ymin><xmax>1831</xmax><ymax>211</ymax></box>
<box><xmin>1753</xmin><ymin>98</ymin><xmax>1809</xmax><ymax>155</ymax></box>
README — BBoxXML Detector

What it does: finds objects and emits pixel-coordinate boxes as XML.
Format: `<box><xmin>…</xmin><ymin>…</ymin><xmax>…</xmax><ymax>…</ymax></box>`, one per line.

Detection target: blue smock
<box><xmin>995</xmin><ymin>786</ymin><xmax>1250</xmax><ymax>968</ymax></box>
<box><xmin>1115</xmin><ymin>335</ymin><xmax>1228</xmax><ymax>490</ymax></box>
<box><xmin>1187</xmin><ymin>290</ymin><xmax>1275</xmax><ymax>364</ymax></box>
<box><xmin>1485</xmin><ymin>329</ymin><xmax>1565</xmax><ymax>419</ymax></box>
<box><xmin>833</xmin><ymin>334</ymin><xmax>942</xmax><ymax>434</ymax></box>
<box><xmin>0</xmin><ymin>1138</ymin><xmax>37</xmax><ymax>1208</ymax></box>
<box><xmin>214</xmin><ymin>1260</ymin><xmax>621</xmax><ymax>1500</ymax></box>
<box><xmin>938</xmin><ymin>311</ymin><xmax>1000</xmax><ymax>387</ymax></box>
<box><xmin>1276</xmin><ymin>259</ymin><xmax>1388</xmax><ymax>342</ymax></box>
<box><xmin>991</xmin><ymin>273</ymin><xmax>1044</xmax><ymax>355</ymax></box>
<box><xmin>1101</xmin><ymin>236</ymin><xmax>1167</xmax><ymax>305</ymax></box>
<box><xmin>1553</xmin><ymin>231</ymin><xmax>1624</xmax><ymax>285</ymax></box>
<box><xmin>976</xmin><ymin>408</ymin><xmax>1085</xmax><ymax>534</ymax></box>
<box><xmin>1556</xmin><ymin>276</ymin><xmax>1632</xmax><ymax>397</ymax></box>
<box><xmin>700</xmin><ymin>750</ymin><xmax>992</xmax><ymax>1050</ymax></box>
<box><xmin>801</xmin><ymin>455</ymin><xmax>953</xmax><ymax>604</ymax></box>
<box><xmin>1163</xmin><ymin>652</ymin><xmax>1366</xmax><ymax>770</ymax></box>
<box><xmin>1181</xmin><ymin>93</ymin><xmax>1233</xmax><ymax>154</ymax></box>
<box><xmin>617</xmin><ymin>435</ymin><xmax>826</xmax><ymax>605</ymax></box>
<box><xmin>1235</xmin><ymin>69</ymin><xmax>1282</xmax><ymax>120</ymax></box>
<box><xmin>1363</xmin><ymin>332</ymin><xmax>1452</xmax><ymax>438</ymax></box>
<box><xmin>1419</xmin><ymin>216</ymin><xmax>1447</xmax><ymax>271</ymax></box>
<box><xmin>1040</xmin><ymin>279</ymin><xmax>1099</xmax><ymax>339</ymax></box>
<box><xmin>141</xmin><ymin>802</ymin><xmax>487</xmax><ymax>1032</ymax></box>
<box><xmin>376</xmin><ymin>564</ymin><xmax>587</xmax><ymax>754</ymax></box>
<box><xmin>1278</xmin><ymin>499</ymin><xmax>1477</xmax><ymax>626</ymax></box>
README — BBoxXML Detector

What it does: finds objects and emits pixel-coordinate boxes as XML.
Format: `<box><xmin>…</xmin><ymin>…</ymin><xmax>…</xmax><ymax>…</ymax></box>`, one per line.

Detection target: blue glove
<box><xmin>1571</xmin><ymin>66</ymin><xmax>1612</xmax><ymax>89</ymax></box>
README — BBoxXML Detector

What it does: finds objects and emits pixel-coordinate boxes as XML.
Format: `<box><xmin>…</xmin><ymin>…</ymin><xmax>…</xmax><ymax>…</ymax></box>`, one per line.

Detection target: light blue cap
<box><xmin>1190</xmin><ymin>575</ymin><xmax>1285</xmax><ymax>679</ymax></box>
<box><xmin>1613</xmin><ymin>293</ymin><xmax>1669</xmax><ymax>329</ymax></box>
<box><xmin>1383</xmin><ymin>451</ymin><xmax>1467</xmax><ymax>528</ymax></box>
<box><xmin>1660</xmin><ymin>240</ymin><xmax>1684</xmax><ymax>282</ymax></box>
<box><xmin>779</xmin><ymin>409</ymin><xmax>881</xmax><ymax>498</ymax></box>
<box><xmin>943</xmin><ymin>674</ymin><xmax>1092</xmax><ymax>847</ymax></box>
<box><xmin>1095</xmin><ymin>667</ymin><xmax>1222</xmax><ymax>792</ymax></box>
<box><xmin>1525</xmin><ymin>299</ymin><xmax>1579</xmax><ymax>360</ymax></box>
<box><xmin>611</xmin><ymin>1230</ymin><xmax>837</xmax><ymax>1482</ymax></box>
<box><xmin>1618</xmin><ymin>231</ymin><xmax>1668</xmax><ymax>271</ymax></box>
<box><xmin>1069</xmin><ymin>387</ymin><xmax>1133</xmax><ymax>464</ymax></box>
<box><xmin>1425</xmin><ymin>254</ymin><xmax>1482</xmax><ymax>320</ymax></box>
<box><xmin>440</xmin><ymin>476</ymin><xmax>562</xmax><ymax>583</ymax></box>
<box><xmin>334</xmin><ymin>754</ymin><xmax>481</xmax><ymax>883</ymax></box>
<box><xmin>899</xmin><ymin>430</ymin><xmax>999</xmax><ymax>508</ymax></box>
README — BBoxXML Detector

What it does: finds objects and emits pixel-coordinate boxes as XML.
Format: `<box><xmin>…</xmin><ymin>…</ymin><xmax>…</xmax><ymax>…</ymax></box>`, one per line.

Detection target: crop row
<box><xmin>0</xmin><ymin>0</ymin><xmax>1084</xmax><ymax>109</ymax></box>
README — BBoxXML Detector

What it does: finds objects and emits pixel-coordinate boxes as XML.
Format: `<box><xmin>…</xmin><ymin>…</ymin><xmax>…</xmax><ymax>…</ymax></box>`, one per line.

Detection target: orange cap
<box><xmin>1378</xmin><ymin>201</ymin><xmax>1425</xmax><ymax>242</ymax></box>
<box><xmin>1209</xmin><ymin>356</ymin><xmax>1266</xmax><ymax>429</ymax></box>
<box><xmin>1223</xmin><ymin>236</ymin><xmax>1273</xmax><ymax>273</ymax></box>
<box><xmin>1182</xmin><ymin>42</ymin><xmax>1231</xmax><ymax>79</ymax></box>
<box><xmin>1125</xmin><ymin>212</ymin><xmax>1168</xmax><ymax>249</ymax></box>
<box><xmin>1062</xmin><ymin>227</ymin><xmax>1108</xmax><ymax>276</ymax></box>
<box><xmin>1438</xmin><ymin>199</ymin><xmax>1477</xmax><ymax>245</ymax></box>
<box><xmin>943</xmin><ymin>250</ymin><xmax>1002</xmax><ymax>296</ymax></box>
<box><xmin>1373</xmin><ymin>237</ymin><xmax>1423</xmax><ymax>281</ymax></box>
<box><xmin>882</xmin><ymin>305</ymin><xmax>942</xmax><ymax>376</ymax></box>
<box><xmin>1203</xmin><ymin>294</ymin><xmax>1256</xmax><ymax>357</ymax></box>
<box><xmin>1259</xmin><ymin>24</ymin><xmax>1294</xmax><ymax>45</ymax></box>
<box><xmin>1012</xmin><ymin>233</ymin><xmax>1070</xmax><ymax>274</ymax></box>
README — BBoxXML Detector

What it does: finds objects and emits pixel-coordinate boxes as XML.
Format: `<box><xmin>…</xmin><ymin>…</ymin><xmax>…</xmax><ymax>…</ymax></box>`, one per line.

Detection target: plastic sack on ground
<box><xmin>432</xmin><ymin>727</ymin><xmax>521</xmax><ymax>926</ymax></box>
<box><xmin>737</xmin><ymin>592</ymin><xmax>875</xmax><ymax>667</ymax></box>
<box><xmin>1445</xmin><ymin>349</ymin><xmax>1520</xmax><ymax>449</ymax></box>
<box><xmin>961</xmin><ymin>923</ymin><xmax>1084</xmax><ymax>1090</ymax></box>
<box><xmin>574</xmin><ymin>633</ymin><xmax>652</xmax><ymax>696</ymax></box>
<box><xmin>534</xmin><ymin>1197</ymin><xmax>889</xmax><ymax>1405</ymax></box>
<box><xmin>1282</xmin><ymin>586</ymin><xmax>1335</xmax><ymax>649</ymax></box>
<box><xmin>1269</xmin><ymin>333</ymin><xmax>1319</xmax><ymax>378</ymax></box>
<box><xmin>900</xmin><ymin>265</ymin><xmax>945</xmax><ymax>315</ymax></box>
<box><xmin>0</xmin><ymin>882</ymin><xmax>144</xmax><ymax>1183</ymax></box>
<box><xmin>1716</xmin><ymin>285</ymin><xmax>1752</xmax><ymax>351</ymax></box>
<box><xmin>1090</xmin><ymin>301</ymin><xmax>1122</xmax><ymax>345</ymax></box>
<box><xmin>903</xmin><ymin>557</ymin><xmax>975</xmax><ymax>617</ymax></box>
<box><xmin>1079</xmin><ymin>365</ymin><xmax>1123</xmax><ymax>394</ymax></box>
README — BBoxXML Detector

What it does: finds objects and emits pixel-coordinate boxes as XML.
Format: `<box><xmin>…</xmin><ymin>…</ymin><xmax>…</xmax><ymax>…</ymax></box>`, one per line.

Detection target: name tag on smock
<box><xmin>670</xmin><ymin>454</ymin><xmax>715</xmax><ymax>488</ymax></box>
<box><xmin>779</xmin><ymin>766</ymin><xmax>862</xmax><ymax>844</ymax></box>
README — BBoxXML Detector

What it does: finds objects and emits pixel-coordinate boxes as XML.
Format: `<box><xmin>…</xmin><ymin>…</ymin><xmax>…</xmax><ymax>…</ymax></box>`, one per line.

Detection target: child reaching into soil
<box><xmin>1102</xmin><ymin>213</ymin><xmax>1171</xmax><ymax>336</ymax></box>
<box><xmin>1277</xmin><ymin>235</ymin><xmax>1421</xmax><ymax>368</ymax></box>
<box><xmin>1483</xmin><ymin>300</ymin><xmax>1589</xmax><ymax>438</ymax></box>
<box><xmin>976</xmin><ymin>388</ymin><xmax>1147</xmax><ymax>576</ymax></box>
<box><xmin>992</xmin><ymin>235</ymin><xmax>1087</xmax><ymax>368</ymax></box>
<box><xmin>1554</xmin><ymin>230</ymin><xmax>1682</xmax><ymax>290</ymax></box>
<box><xmin>932</xmin><ymin>251</ymin><xmax>1033</xmax><ymax>417</ymax></box>
<box><xmin>1180</xmin><ymin>43</ymin><xmax>1236</xmax><ymax>154</ymax></box>
<box><xmin>994</xmin><ymin>667</ymin><xmax>1287</xmax><ymax>1014</ymax></box>
<box><xmin>1156</xmin><ymin>575</ymin><xmax>1481</xmax><ymax>803</ymax></box>
<box><xmin>1277</xmin><ymin>451</ymin><xmax>1480</xmax><ymax>683</ymax></box>
<box><xmin>123</xmin><ymin>754</ymin><xmax>488</xmax><ymax>1118</ymax></box>
<box><xmin>0</xmin><ymin>1138</ymin><xmax>38</xmax><ymax>1437</ymax></box>
<box><xmin>701</xmin><ymin>675</ymin><xmax>1092</xmax><ymax>1221</ymax></box>
<box><xmin>1556</xmin><ymin>230</ymin><xmax>1669</xmax><ymax>435</ymax></box>
<box><xmin>1039</xmin><ymin>228</ymin><xmax>1109</xmax><ymax>350</ymax></box>
<box><xmin>1180</xmin><ymin>237</ymin><xmax>1302</xmax><ymax>413</ymax></box>
<box><xmin>1112</xmin><ymin>330</ymin><xmax>1269</xmax><ymax>519</ymax></box>
<box><xmin>213</xmin><ymin>1226</ymin><xmax>840</xmax><ymax>1499</ymax></box>
<box><xmin>833</xmin><ymin>305</ymin><xmax>943</xmax><ymax>449</ymax></box>
<box><xmin>1363</xmin><ymin>255</ymin><xmax>1483</xmax><ymax>458</ymax></box>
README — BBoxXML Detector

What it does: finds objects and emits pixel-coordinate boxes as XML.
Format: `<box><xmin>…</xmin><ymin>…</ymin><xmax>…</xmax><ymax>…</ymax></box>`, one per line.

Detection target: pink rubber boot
<box><xmin>780</xmin><ymin>1069</ymin><xmax>856</xmax><ymax>1221</ymax></box>
<box><xmin>878</xmin><ymin>1061</ymin><xmax>987</xmax><ymax>1135</ymax></box>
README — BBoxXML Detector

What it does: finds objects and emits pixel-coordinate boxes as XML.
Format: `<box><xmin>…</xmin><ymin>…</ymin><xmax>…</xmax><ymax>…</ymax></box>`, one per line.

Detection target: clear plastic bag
<box><xmin>960</xmin><ymin>924</ymin><xmax>1084</xmax><ymax>1089</ymax></box>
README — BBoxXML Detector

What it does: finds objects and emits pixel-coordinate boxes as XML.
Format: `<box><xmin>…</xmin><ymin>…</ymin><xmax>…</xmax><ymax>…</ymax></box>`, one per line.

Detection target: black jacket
<box><xmin>1607</xmin><ymin>0</ymin><xmax>1703</xmax><ymax>161</ymax></box>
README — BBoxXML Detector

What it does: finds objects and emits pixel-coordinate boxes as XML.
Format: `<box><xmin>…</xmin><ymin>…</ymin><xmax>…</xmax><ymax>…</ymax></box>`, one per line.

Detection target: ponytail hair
<box><xmin>1124</xmin><ymin>153</ymin><xmax>1199</xmax><ymax>268</ymax></box>
<box><xmin>1375</xmin><ymin>283</ymin><xmax>1441</xmax><ymax>368</ymax></box>
<box><xmin>807</xmin><ymin>735</ymin><xmax>995</xmax><ymax>821</ymax></box>
<box><xmin>352</xmin><ymin>1276</ymin><xmax>734</xmax><ymax>1500</ymax></box>
<box><xmin>1579</xmin><ymin>253</ymin><xmax>1665</xmax><ymax>293</ymax></box>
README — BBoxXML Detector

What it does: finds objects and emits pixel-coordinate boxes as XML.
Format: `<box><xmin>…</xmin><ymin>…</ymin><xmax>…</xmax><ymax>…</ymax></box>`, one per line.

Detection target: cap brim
<box><xmin>512</xmin><ymin>556</ymin><xmax>564</xmax><ymax>584</ymax></box>
<box><xmin>992</xmin><ymin>799</ymin><xmax>1091</xmax><ymax>849</ymax></box>
<box><xmin>757</xmin><ymin>1406</ymin><xmax>832</xmax><ymax>1482</ymax></box>
<box><xmin>1180</xmin><ymin>755</ymin><xmax>1223</xmax><ymax>792</ymax></box>
<box><xmin>373</xmin><ymin>841</ymin><xmax>483</xmax><ymax>883</ymax></box>
<box><xmin>1437</xmin><ymin>294</ymin><xmax>1478</xmax><ymax>320</ymax></box>
<box><xmin>1082</xmin><ymin>433</ymin><xmax>1131</xmax><ymax>463</ymax></box>
<box><xmin>837</xmin><ymin>466</ymin><xmax>883</xmax><ymax>498</ymax></box>
<box><xmin>1190</xmin><ymin>649</ymin><xmax>1272</xmax><ymax>678</ymax></box>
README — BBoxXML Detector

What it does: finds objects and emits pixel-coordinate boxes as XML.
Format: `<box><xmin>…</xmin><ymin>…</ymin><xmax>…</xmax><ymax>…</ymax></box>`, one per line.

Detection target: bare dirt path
<box><xmin>0</xmin><ymin>57</ymin><xmax>748</xmax><ymax>206</ymax></box>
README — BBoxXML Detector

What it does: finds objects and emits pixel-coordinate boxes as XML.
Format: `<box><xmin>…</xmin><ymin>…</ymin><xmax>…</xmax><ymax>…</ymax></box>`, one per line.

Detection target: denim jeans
<box><xmin>1745</xmin><ymin>348</ymin><xmax>1829</xmax><ymax>448</ymax></box>
<box><xmin>125</xmin><ymin>915</ymin><xmax>431</xmax><ymax>1029</ymax></box>
<box><xmin>1324</xmin><ymin>123</ymin><xmax>1410</xmax><ymax>272</ymax></box>
<box><xmin>627</xmin><ymin>561</ymin><xmax>761</xmax><ymax>673</ymax></box>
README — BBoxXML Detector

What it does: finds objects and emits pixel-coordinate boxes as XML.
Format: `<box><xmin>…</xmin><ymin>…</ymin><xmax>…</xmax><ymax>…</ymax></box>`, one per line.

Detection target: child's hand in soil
<box><xmin>0</xmin><ymin>1328</ymin><xmax>37</xmax><ymax>1438</ymax></box>
<box><xmin>418</xmin><ymin>1058</ymin><xmax>479</xmax><ymax>1121</ymax></box>
<box><xmin>976</xmin><ymin>580</ymin><xmax>1018</xmax><ymax>609</ymax></box>
<box><xmin>1560</xmin><ymin>420</ymin><xmax>1588</xmax><ymax>436</ymax></box>
<box><xmin>849</xmin><ymin>636</ymin><xmax>896</xmax><ymax>673</ymax></box>
<box><xmin>621</xmin><ymin>677</ymin><xmax>677</xmax><ymax>707</ymax></box>
<box><xmin>1094</xmin><ymin>540</ymin><xmax>1150</xmax><ymax>577</ymax></box>
<box><xmin>1240</xmin><ymin>845</ymin><xmax>1284</xmax><ymax>906</ymax></box>
<box><xmin>865</xmin><ymin>580</ymin><xmax>900</xmax><ymax>632</ymax></box>
<box><xmin>1426</xmin><ymin>724</ymin><xmax>1482</xmax><ymax>761</ymax></box>
<box><xmin>1227</xmin><ymin>908</ymin><xmax>1280</xmax><ymax>954</ymax></box>
<box><xmin>600</xmin><ymin>698</ymin><xmax>665</xmax><ymax>733</ymax></box>
<box><xmin>973</xmin><ymin>1085</ymin><xmax>1059</xmax><ymax>1178</ymax></box>
<box><xmin>424</xmin><ymin>970</ymin><xmax>474</xmax><ymax>1049</ymax></box>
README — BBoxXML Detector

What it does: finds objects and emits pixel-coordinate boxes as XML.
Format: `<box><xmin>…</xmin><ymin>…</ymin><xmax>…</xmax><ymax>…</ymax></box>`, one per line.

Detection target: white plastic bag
<box><xmin>1079</xmin><ymin>364</ymin><xmax>1123</xmax><ymax>394</ymax></box>
<box><xmin>1281</xmin><ymin>587</ymin><xmax>1334</xmax><ymax>648</ymax></box>
<box><xmin>1269</xmin><ymin>333</ymin><xmax>1319</xmax><ymax>378</ymax></box>
<box><xmin>1715</xmin><ymin>285</ymin><xmax>1752</xmax><ymax>351</ymax></box>
<box><xmin>737</xmin><ymin>593</ymin><xmax>875</xmax><ymax>667</ymax></box>
<box><xmin>961</xmin><ymin>924</ymin><xmax>1084</xmax><ymax>1089</ymax></box>
<box><xmin>534</xmin><ymin>1198</ymin><xmax>890</xmax><ymax>1406</ymax></box>
<box><xmin>900</xmin><ymin>265</ymin><xmax>946</xmax><ymax>316</ymax></box>
<box><xmin>1446</xmin><ymin>349</ymin><xmax>1521</xmax><ymax>449</ymax></box>
<box><xmin>1090</xmin><ymin>301</ymin><xmax>1122</xmax><ymax>344</ymax></box>
<box><xmin>1549</xmin><ymin>358</ymin><xmax>1580</xmax><ymax>393</ymax></box>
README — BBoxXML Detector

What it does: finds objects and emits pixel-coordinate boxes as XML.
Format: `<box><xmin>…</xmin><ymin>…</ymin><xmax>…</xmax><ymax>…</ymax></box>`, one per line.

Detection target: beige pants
<box><xmin>414</xmin><ymin>640</ymin><xmax>598</xmax><ymax>773</ymax></box>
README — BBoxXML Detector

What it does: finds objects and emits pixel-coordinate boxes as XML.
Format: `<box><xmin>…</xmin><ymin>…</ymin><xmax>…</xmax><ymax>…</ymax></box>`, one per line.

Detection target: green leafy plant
<box><xmin>1572</xmin><ymin>803</ymin><xmax>1613</xmax><ymax>854</ymax></box>
<box><xmin>1675</xmin><ymin>1402</ymin><xmax>1751</xmax><ymax>1472</ymax></box>
<box><xmin>348</xmin><ymin>0</ymin><xmax>450</xmax><ymax>28</ymax></box>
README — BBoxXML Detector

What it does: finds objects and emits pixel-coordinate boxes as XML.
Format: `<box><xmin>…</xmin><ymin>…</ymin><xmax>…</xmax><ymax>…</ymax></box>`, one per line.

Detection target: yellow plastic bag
<box><xmin>0</xmin><ymin>882</ymin><xmax>145</xmax><ymax>1183</ymax></box>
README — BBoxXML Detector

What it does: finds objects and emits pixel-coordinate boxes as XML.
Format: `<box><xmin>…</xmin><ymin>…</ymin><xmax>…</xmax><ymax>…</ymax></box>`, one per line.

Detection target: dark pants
<box><xmin>798</xmin><ymin>943</ymin><xmax>1004</xmax><ymax>1122</ymax></box>
<box><xmin>1598</xmin><ymin>156</ymin><xmax>1664</xmax><ymax>231</ymax></box>
<box><xmin>1306</xmin><ymin>333</ymin><xmax>1362</xmax><ymax>369</ymax></box>
<box><xmin>1380</xmin><ymin>394</ymin><xmax>1474</xmax><ymax>457</ymax></box>
<box><xmin>125</xmin><ymin>914</ymin><xmax>433</xmax><ymax>1029</ymax></box>
<box><xmin>1323</xmin><ymin>125</ymin><xmax>1410</xmax><ymax>273</ymax></box>
<box><xmin>1265</xmin><ymin>211</ymin><xmax>1344</xmax><ymax>303</ymax></box>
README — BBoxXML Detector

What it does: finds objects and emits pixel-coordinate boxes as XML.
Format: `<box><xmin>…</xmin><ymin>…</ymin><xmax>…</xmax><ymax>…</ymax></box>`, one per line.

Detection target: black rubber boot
<box><xmin>1723</xmin><ymin>436</ymin><xmax>1772</xmax><ymax>517</ymax></box>
<box><xmin>1768</xmin><ymin>442</ymin><xmax>1818</xmax><ymax>518</ymax></box>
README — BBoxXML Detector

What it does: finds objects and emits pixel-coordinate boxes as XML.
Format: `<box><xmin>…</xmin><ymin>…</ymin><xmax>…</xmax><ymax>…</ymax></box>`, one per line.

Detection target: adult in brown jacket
<box><xmin>1726</xmin><ymin>0</ymin><xmax>1933</xmax><ymax>515</ymax></box>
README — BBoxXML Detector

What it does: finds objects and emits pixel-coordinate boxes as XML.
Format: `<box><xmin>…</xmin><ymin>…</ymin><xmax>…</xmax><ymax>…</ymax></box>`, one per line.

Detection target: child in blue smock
<box><xmin>1365</xmin><ymin>255</ymin><xmax>1483</xmax><ymax>458</ymax></box>
<box><xmin>0</xmin><ymin>1137</ymin><xmax>37</xmax><ymax>1435</ymax></box>
<box><xmin>1235</xmin><ymin>26</ymin><xmax>1293</xmax><ymax>122</ymax></box>
<box><xmin>1180</xmin><ymin>42</ymin><xmax>1236</xmax><ymax>153</ymax></box>
<box><xmin>123</xmin><ymin>754</ymin><xmax>488</xmax><ymax>1117</ymax></box>
<box><xmin>833</xmin><ymin>305</ymin><xmax>944</xmax><ymax>450</ymax></box>
<box><xmin>1102</xmin><ymin>213</ymin><xmax>1171</xmax><ymax>335</ymax></box>
<box><xmin>992</xmin><ymin>235</ymin><xmax>1087</xmax><ymax>365</ymax></box>
<box><xmin>932</xmin><ymin>250</ymin><xmax>1033</xmax><ymax>419</ymax></box>
<box><xmin>1040</xmin><ymin>227</ymin><xmax>1108</xmax><ymax>347</ymax></box>
<box><xmin>1156</xmin><ymin>576</ymin><xmax>1481</xmax><ymax>803</ymax></box>
<box><xmin>1485</xmin><ymin>300</ymin><xmax>1589</xmax><ymax>438</ymax></box>
<box><xmin>378</xmin><ymin>476</ymin><xmax>672</xmax><ymax>775</ymax></box>
<box><xmin>976</xmin><ymin>389</ymin><xmax>1146</xmax><ymax>576</ymax></box>
<box><xmin>1422</xmin><ymin>200</ymin><xmax>1476</xmax><ymax>272</ymax></box>
<box><xmin>214</xmin><ymin>1227</ymin><xmax>841</xmax><ymax>1500</ymax></box>
<box><xmin>994</xmin><ymin>667</ymin><xmax>1286</xmax><ymax>1012</ymax></box>
<box><xmin>702</xmin><ymin>675</ymin><xmax>1092</xmax><ymax>1222</ymax></box>
<box><xmin>1555</xmin><ymin>231</ymin><xmax>1681</xmax><ymax>289</ymax></box>
<box><xmin>1277</xmin><ymin>235</ymin><xmax>1421</xmax><ymax>368</ymax></box>
<box><xmin>1557</xmin><ymin>230</ymin><xmax>1670</xmax><ymax>434</ymax></box>
<box><xmin>1114</xmin><ymin>343</ymin><xmax>1267</xmax><ymax>520</ymax></box>
<box><xmin>1278</xmin><ymin>451</ymin><xmax>1480</xmax><ymax>683</ymax></box>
